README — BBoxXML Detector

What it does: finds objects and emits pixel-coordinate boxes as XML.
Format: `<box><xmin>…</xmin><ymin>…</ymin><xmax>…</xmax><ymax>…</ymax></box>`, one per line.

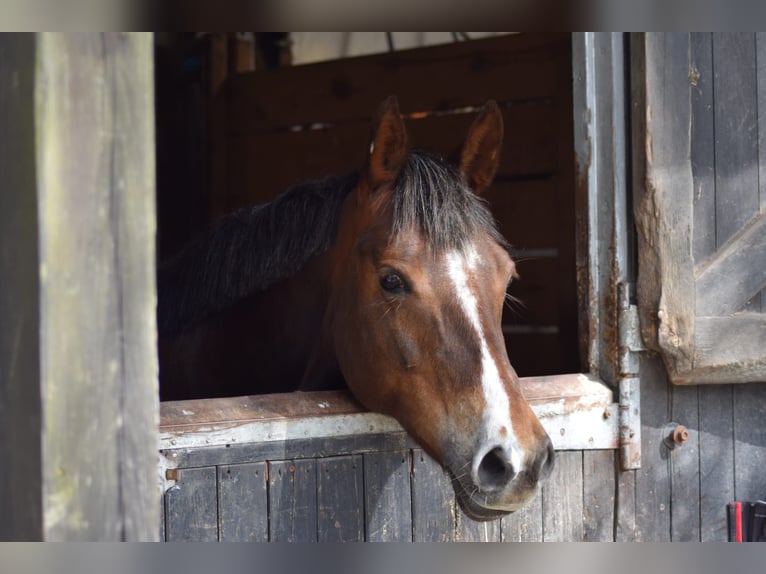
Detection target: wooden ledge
<box><xmin>160</xmin><ymin>373</ymin><xmax>617</xmax><ymax>452</ymax></box>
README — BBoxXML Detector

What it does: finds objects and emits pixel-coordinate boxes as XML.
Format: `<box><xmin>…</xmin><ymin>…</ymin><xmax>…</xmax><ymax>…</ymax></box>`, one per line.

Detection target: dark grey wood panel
<box><xmin>698</xmin><ymin>385</ymin><xmax>734</xmax><ymax>541</ymax></box>
<box><xmin>582</xmin><ymin>450</ymin><xmax>615</xmax><ymax>541</ymax></box>
<box><xmin>164</xmin><ymin>467</ymin><xmax>218</xmax><ymax>541</ymax></box>
<box><xmin>410</xmin><ymin>448</ymin><xmax>455</xmax><ymax>542</ymax></box>
<box><xmin>268</xmin><ymin>459</ymin><xmax>318</xmax><ymax>542</ymax></box>
<box><xmin>757</xmin><ymin>32</ymin><xmax>766</xmax><ymax>311</ymax></box>
<box><xmin>501</xmin><ymin>492</ymin><xmax>543</xmax><ymax>542</ymax></box>
<box><xmin>712</xmin><ymin>33</ymin><xmax>760</xmax><ymax>312</ymax></box>
<box><xmin>317</xmin><ymin>455</ymin><xmax>364</xmax><ymax>542</ymax></box>
<box><xmin>670</xmin><ymin>386</ymin><xmax>700</xmax><ymax>541</ymax></box>
<box><xmin>691</xmin><ymin>32</ymin><xmax>716</xmax><ymax>265</ymax></box>
<box><xmin>733</xmin><ymin>383</ymin><xmax>766</xmax><ymax>502</ymax></box>
<box><xmin>0</xmin><ymin>33</ymin><xmax>43</xmax><ymax>542</ymax></box>
<box><xmin>162</xmin><ymin>431</ymin><xmax>411</xmax><ymax>469</ymax></box>
<box><xmin>364</xmin><ymin>450</ymin><xmax>412</xmax><ymax>542</ymax></box>
<box><xmin>218</xmin><ymin>462</ymin><xmax>268</xmax><ymax>541</ymax></box>
<box><xmin>456</xmin><ymin>511</ymin><xmax>501</xmax><ymax>542</ymax></box>
<box><xmin>542</xmin><ymin>450</ymin><xmax>583</xmax><ymax>541</ymax></box>
<box><xmin>633</xmin><ymin>355</ymin><xmax>671</xmax><ymax>542</ymax></box>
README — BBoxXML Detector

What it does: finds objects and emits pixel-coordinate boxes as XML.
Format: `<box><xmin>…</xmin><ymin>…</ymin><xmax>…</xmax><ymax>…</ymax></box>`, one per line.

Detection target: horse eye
<box><xmin>380</xmin><ymin>272</ymin><xmax>405</xmax><ymax>293</ymax></box>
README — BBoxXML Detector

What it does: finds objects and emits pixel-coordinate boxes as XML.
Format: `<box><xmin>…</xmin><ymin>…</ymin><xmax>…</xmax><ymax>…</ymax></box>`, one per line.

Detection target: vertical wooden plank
<box><xmin>35</xmin><ymin>33</ymin><xmax>158</xmax><ymax>541</ymax></box>
<box><xmin>268</xmin><ymin>459</ymin><xmax>318</xmax><ymax>542</ymax></box>
<box><xmin>698</xmin><ymin>385</ymin><xmax>734</xmax><ymax>541</ymax></box>
<box><xmin>218</xmin><ymin>462</ymin><xmax>268</xmax><ymax>541</ymax></box>
<box><xmin>691</xmin><ymin>32</ymin><xmax>716</xmax><ymax>265</ymax></box>
<box><xmin>364</xmin><ymin>451</ymin><xmax>412</xmax><ymax>542</ymax></box>
<box><xmin>411</xmin><ymin>448</ymin><xmax>455</xmax><ymax>542</ymax></box>
<box><xmin>317</xmin><ymin>455</ymin><xmax>364</xmax><ymax>542</ymax></box>
<box><xmin>582</xmin><ymin>450</ymin><xmax>616</xmax><ymax>541</ymax></box>
<box><xmin>733</xmin><ymin>383</ymin><xmax>766</xmax><ymax>503</ymax></box>
<box><xmin>757</xmin><ymin>33</ymin><xmax>766</xmax><ymax>310</ymax></box>
<box><xmin>542</xmin><ymin>451</ymin><xmax>584</xmax><ymax>541</ymax></box>
<box><xmin>670</xmin><ymin>386</ymin><xmax>701</xmax><ymax>541</ymax></box>
<box><xmin>456</xmin><ymin>512</ymin><xmax>501</xmax><ymax>542</ymax></box>
<box><xmin>159</xmin><ymin>495</ymin><xmax>166</xmax><ymax>542</ymax></box>
<box><xmin>501</xmin><ymin>493</ymin><xmax>543</xmax><ymax>542</ymax></box>
<box><xmin>0</xmin><ymin>33</ymin><xmax>43</xmax><ymax>542</ymax></box>
<box><xmin>164</xmin><ymin>467</ymin><xmax>218</xmax><ymax>541</ymax></box>
<box><xmin>713</xmin><ymin>33</ymin><xmax>760</xmax><ymax>311</ymax></box>
<box><xmin>633</xmin><ymin>355</ymin><xmax>671</xmax><ymax>541</ymax></box>
<box><xmin>615</xmin><ymin>469</ymin><xmax>637</xmax><ymax>541</ymax></box>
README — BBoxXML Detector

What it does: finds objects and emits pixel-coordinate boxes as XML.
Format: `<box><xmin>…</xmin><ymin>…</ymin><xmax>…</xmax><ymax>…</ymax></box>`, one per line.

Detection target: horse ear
<box><xmin>459</xmin><ymin>100</ymin><xmax>503</xmax><ymax>195</ymax></box>
<box><xmin>365</xmin><ymin>95</ymin><xmax>408</xmax><ymax>190</ymax></box>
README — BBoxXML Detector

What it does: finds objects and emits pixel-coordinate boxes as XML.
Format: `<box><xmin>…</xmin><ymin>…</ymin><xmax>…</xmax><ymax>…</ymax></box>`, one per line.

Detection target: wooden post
<box><xmin>0</xmin><ymin>33</ymin><xmax>159</xmax><ymax>541</ymax></box>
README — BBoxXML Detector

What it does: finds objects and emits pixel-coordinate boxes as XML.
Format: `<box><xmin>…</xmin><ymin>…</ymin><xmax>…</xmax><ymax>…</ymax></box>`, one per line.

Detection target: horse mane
<box><xmin>158</xmin><ymin>150</ymin><xmax>506</xmax><ymax>335</ymax></box>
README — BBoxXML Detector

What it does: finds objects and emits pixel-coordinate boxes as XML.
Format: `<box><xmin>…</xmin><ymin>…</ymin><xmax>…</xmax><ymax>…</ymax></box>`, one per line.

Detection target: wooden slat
<box><xmin>222</xmin><ymin>104</ymin><xmax>559</xmax><ymax>213</ymax></box>
<box><xmin>161</xmin><ymin>433</ymin><xmax>411</xmax><ymax>470</ymax></box>
<box><xmin>456</xmin><ymin>511</ymin><xmax>501</xmax><ymax>542</ymax></box>
<box><xmin>364</xmin><ymin>450</ymin><xmax>412</xmax><ymax>542</ymax></box>
<box><xmin>698</xmin><ymin>385</ymin><xmax>734</xmax><ymax>541</ymax></box>
<box><xmin>541</xmin><ymin>450</ymin><xmax>583</xmax><ymax>541</ymax></box>
<box><xmin>164</xmin><ymin>467</ymin><xmax>218</xmax><ymax>541</ymax></box>
<box><xmin>669</xmin><ymin>386</ymin><xmax>700</xmax><ymax>541</ymax></box>
<box><xmin>0</xmin><ymin>33</ymin><xmax>43</xmax><ymax>541</ymax></box>
<box><xmin>689</xmin><ymin>315</ymin><xmax>766</xmax><ymax>383</ymax></box>
<box><xmin>411</xmin><ymin>448</ymin><xmax>455</xmax><ymax>542</ymax></box>
<box><xmin>691</xmin><ymin>33</ymin><xmax>716</xmax><ymax>265</ymax></box>
<box><xmin>758</xmin><ymin>32</ymin><xmax>766</xmax><ymax>312</ymax></box>
<box><xmin>317</xmin><ymin>455</ymin><xmax>365</xmax><ymax>542</ymax></box>
<box><xmin>695</xmin><ymin>211</ymin><xmax>766</xmax><ymax>315</ymax></box>
<box><xmin>224</xmin><ymin>34</ymin><xmax>570</xmax><ymax>133</ymax></box>
<box><xmin>733</xmin><ymin>383</ymin><xmax>766</xmax><ymax>502</ymax></box>
<box><xmin>615</xmin><ymin>468</ymin><xmax>637</xmax><ymax>541</ymax></box>
<box><xmin>713</xmin><ymin>33</ymin><xmax>761</xmax><ymax>312</ymax></box>
<box><xmin>218</xmin><ymin>462</ymin><xmax>268</xmax><ymax>541</ymax></box>
<box><xmin>633</xmin><ymin>355</ymin><xmax>671</xmax><ymax>541</ymax></box>
<box><xmin>501</xmin><ymin>493</ymin><xmax>543</xmax><ymax>542</ymax></box>
<box><xmin>268</xmin><ymin>459</ymin><xmax>318</xmax><ymax>542</ymax></box>
<box><xmin>582</xmin><ymin>450</ymin><xmax>615</xmax><ymax>541</ymax></box>
<box><xmin>713</xmin><ymin>34</ymin><xmax>759</xmax><ymax>247</ymax></box>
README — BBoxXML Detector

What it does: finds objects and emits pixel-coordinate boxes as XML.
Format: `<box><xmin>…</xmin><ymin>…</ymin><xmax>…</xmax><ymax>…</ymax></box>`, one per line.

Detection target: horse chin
<box><xmin>448</xmin><ymin>470</ymin><xmax>534</xmax><ymax>522</ymax></box>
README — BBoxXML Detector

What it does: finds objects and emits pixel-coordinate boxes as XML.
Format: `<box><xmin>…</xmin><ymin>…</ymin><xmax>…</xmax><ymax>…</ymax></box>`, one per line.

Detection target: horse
<box><xmin>158</xmin><ymin>96</ymin><xmax>554</xmax><ymax>520</ymax></box>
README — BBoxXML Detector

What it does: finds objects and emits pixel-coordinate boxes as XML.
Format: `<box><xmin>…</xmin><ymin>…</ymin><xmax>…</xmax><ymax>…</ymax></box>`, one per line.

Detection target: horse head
<box><xmin>326</xmin><ymin>96</ymin><xmax>555</xmax><ymax>520</ymax></box>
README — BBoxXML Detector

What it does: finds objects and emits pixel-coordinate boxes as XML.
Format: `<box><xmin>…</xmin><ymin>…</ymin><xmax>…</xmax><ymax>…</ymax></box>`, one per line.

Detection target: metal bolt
<box><xmin>672</xmin><ymin>425</ymin><xmax>689</xmax><ymax>446</ymax></box>
<box><xmin>603</xmin><ymin>408</ymin><xmax>612</xmax><ymax>419</ymax></box>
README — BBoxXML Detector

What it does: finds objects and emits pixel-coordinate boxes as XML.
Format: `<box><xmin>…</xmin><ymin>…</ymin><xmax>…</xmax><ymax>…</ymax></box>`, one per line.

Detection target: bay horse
<box><xmin>158</xmin><ymin>96</ymin><xmax>554</xmax><ymax>519</ymax></box>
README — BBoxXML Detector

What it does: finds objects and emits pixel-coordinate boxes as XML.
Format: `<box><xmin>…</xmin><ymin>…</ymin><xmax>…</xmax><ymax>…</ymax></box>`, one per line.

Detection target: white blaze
<box><xmin>445</xmin><ymin>246</ymin><xmax>523</xmax><ymax>474</ymax></box>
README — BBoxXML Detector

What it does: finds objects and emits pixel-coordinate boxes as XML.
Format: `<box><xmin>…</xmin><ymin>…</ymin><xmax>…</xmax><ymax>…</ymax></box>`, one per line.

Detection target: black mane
<box><xmin>158</xmin><ymin>151</ymin><xmax>505</xmax><ymax>335</ymax></box>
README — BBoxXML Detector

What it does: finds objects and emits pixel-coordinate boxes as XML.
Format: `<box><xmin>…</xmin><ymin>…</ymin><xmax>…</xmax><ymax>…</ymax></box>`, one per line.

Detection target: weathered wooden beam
<box><xmin>0</xmin><ymin>33</ymin><xmax>159</xmax><ymax>541</ymax></box>
<box><xmin>695</xmin><ymin>210</ymin><xmax>766</xmax><ymax>315</ymax></box>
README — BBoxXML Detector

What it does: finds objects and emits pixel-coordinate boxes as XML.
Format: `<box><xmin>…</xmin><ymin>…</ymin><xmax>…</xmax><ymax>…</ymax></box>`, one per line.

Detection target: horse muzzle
<box><xmin>448</xmin><ymin>435</ymin><xmax>555</xmax><ymax>521</ymax></box>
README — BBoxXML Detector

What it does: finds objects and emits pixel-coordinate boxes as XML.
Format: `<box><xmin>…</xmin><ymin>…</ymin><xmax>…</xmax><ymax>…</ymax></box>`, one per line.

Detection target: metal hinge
<box><xmin>618</xmin><ymin>282</ymin><xmax>643</xmax><ymax>470</ymax></box>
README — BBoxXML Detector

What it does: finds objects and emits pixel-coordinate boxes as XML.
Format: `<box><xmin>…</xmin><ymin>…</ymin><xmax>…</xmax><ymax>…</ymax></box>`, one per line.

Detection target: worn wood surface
<box><xmin>0</xmin><ymin>33</ymin><xmax>43</xmax><ymax>541</ymax></box>
<box><xmin>411</xmin><ymin>448</ymin><xmax>455</xmax><ymax>542</ymax></box>
<box><xmin>317</xmin><ymin>455</ymin><xmax>365</xmax><ymax>542</ymax></box>
<box><xmin>669</xmin><ymin>385</ymin><xmax>700</xmax><ymax>541</ymax></box>
<box><xmin>165</xmin><ymin>467</ymin><xmax>218</xmax><ymax>541</ymax></box>
<box><xmin>542</xmin><ymin>451</ymin><xmax>583</xmax><ymax>541</ymax></box>
<box><xmin>218</xmin><ymin>462</ymin><xmax>268</xmax><ymax>541</ymax></box>
<box><xmin>635</xmin><ymin>32</ymin><xmax>766</xmax><ymax>384</ymax></box>
<box><xmin>582</xmin><ymin>450</ymin><xmax>615</xmax><ymax>541</ymax></box>
<box><xmin>364</xmin><ymin>451</ymin><xmax>412</xmax><ymax>542</ymax></box>
<box><xmin>0</xmin><ymin>33</ymin><xmax>159</xmax><ymax>541</ymax></box>
<box><xmin>501</xmin><ymin>491</ymin><xmax>543</xmax><ymax>541</ymax></box>
<box><xmin>268</xmin><ymin>459</ymin><xmax>318</xmax><ymax>542</ymax></box>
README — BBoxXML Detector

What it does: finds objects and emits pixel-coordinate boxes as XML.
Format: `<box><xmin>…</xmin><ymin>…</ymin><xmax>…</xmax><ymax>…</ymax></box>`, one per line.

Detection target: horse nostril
<box><xmin>476</xmin><ymin>446</ymin><xmax>515</xmax><ymax>491</ymax></box>
<box><xmin>538</xmin><ymin>439</ymin><xmax>555</xmax><ymax>479</ymax></box>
